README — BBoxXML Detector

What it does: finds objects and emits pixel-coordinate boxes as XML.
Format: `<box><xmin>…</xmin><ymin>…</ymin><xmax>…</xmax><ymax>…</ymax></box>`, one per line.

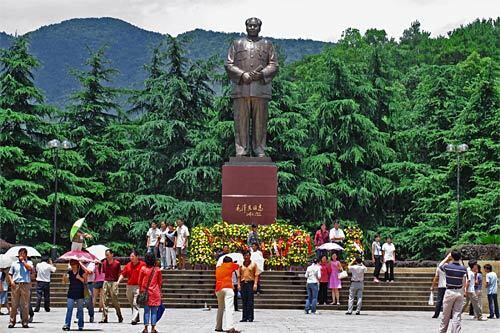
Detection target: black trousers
<box><xmin>35</xmin><ymin>281</ymin><xmax>51</xmax><ymax>311</ymax></box>
<box><xmin>384</xmin><ymin>260</ymin><xmax>395</xmax><ymax>281</ymax></box>
<box><xmin>373</xmin><ymin>256</ymin><xmax>382</xmax><ymax>278</ymax></box>
<box><xmin>233</xmin><ymin>284</ymin><xmax>239</xmax><ymax>311</ymax></box>
<box><xmin>433</xmin><ymin>287</ymin><xmax>446</xmax><ymax>317</ymax></box>
<box><xmin>241</xmin><ymin>281</ymin><xmax>255</xmax><ymax>321</ymax></box>
<box><xmin>318</xmin><ymin>282</ymin><xmax>329</xmax><ymax>305</ymax></box>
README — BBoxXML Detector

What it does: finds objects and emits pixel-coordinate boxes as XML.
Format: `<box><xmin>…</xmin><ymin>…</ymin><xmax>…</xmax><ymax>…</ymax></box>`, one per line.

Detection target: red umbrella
<box><xmin>59</xmin><ymin>250</ymin><xmax>97</xmax><ymax>263</ymax></box>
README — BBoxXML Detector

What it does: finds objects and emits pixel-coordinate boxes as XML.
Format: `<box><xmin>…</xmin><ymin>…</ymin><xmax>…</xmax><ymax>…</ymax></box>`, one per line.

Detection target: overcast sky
<box><xmin>0</xmin><ymin>0</ymin><xmax>497</xmax><ymax>41</ymax></box>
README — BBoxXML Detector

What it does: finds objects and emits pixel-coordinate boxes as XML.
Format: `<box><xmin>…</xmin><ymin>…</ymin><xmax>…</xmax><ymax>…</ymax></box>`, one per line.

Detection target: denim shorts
<box><xmin>0</xmin><ymin>291</ymin><xmax>7</xmax><ymax>304</ymax></box>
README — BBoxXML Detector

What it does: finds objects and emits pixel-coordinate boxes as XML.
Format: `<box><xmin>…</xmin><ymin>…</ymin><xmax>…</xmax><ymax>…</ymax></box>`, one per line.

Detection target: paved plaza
<box><xmin>1</xmin><ymin>308</ymin><xmax>498</xmax><ymax>333</ymax></box>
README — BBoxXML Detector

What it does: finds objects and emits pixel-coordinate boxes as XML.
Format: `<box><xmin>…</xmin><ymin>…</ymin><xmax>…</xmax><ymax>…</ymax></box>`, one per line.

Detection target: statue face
<box><xmin>246</xmin><ymin>20</ymin><xmax>261</xmax><ymax>37</ymax></box>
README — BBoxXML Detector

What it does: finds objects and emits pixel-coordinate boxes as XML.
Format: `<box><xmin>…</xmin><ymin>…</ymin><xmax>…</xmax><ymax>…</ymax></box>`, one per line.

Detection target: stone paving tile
<box><xmin>1</xmin><ymin>308</ymin><xmax>498</xmax><ymax>333</ymax></box>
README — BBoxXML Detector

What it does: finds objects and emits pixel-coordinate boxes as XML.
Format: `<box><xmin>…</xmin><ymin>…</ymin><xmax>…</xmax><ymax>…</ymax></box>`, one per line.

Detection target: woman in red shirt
<box><xmin>138</xmin><ymin>253</ymin><xmax>162</xmax><ymax>333</ymax></box>
<box><xmin>314</xmin><ymin>223</ymin><xmax>329</xmax><ymax>258</ymax></box>
<box><xmin>318</xmin><ymin>255</ymin><xmax>331</xmax><ymax>305</ymax></box>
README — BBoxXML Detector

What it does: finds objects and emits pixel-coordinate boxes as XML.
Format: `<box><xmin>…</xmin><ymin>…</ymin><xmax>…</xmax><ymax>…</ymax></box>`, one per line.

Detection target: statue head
<box><xmin>245</xmin><ymin>17</ymin><xmax>262</xmax><ymax>38</ymax></box>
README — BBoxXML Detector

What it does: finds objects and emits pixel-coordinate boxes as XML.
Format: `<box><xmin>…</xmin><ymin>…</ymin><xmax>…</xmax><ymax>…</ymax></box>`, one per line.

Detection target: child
<box><xmin>0</xmin><ymin>267</ymin><xmax>11</xmax><ymax>315</ymax></box>
<box><xmin>484</xmin><ymin>264</ymin><xmax>499</xmax><ymax>319</ymax></box>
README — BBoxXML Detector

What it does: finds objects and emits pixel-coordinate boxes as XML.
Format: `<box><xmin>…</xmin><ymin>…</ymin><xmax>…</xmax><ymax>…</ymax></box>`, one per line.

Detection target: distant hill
<box><xmin>0</xmin><ymin>18</ymin><xmax>330</xmax><ymax>107</ymax></box>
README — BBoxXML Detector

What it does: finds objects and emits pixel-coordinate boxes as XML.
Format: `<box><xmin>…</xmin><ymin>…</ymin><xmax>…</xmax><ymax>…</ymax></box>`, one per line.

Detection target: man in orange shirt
<box><xmin>215</xmin><ymin>256</ymin><xmax>240</xmax><ymax>333</ymax></box>
<box><xmin>117</xmin><ymin>250</ymin><xmax>145</xmax><ymax>325</ymax></box>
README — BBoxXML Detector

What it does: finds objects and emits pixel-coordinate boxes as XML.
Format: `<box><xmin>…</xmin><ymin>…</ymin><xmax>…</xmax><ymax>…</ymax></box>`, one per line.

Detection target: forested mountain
<box><xmin>0</xmin><ymin>18</ymin><xmax>498</xmax><ymax>260</ymax></box>
<box><xmin>0</xmin><ymin>18</ymin><xmax>328</xmax><ymax>107</ymax></box>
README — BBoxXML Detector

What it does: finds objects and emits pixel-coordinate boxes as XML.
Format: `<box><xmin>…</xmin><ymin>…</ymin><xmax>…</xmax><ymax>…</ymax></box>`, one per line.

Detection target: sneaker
<box><xmin>62</xmin><ymin>326</ymin><xmax>70</xmax><ymax>331</ymax></box>
<box><xmin>345</xmin><ymin>312</ymin><xmax>352</xmax><ymax>315</ymax></box>
<box><xmin>355</xmin><ymin>311</ymin><xmax>361</xmax><ymax>315</ymax></box>
<box><xmin>390</xmin><ymin>280</ymin><xmax>394</xmax><ymax>283</ymax></box>
<box><xmin>432</xmin><ymin>315</ymin><xmax>439</xmax><ymax>318</ymax></box>
<box><xmin>8</xmin><ymin>324</ymin><xmax>15</xmax><ymax>328</ymax></box>
<box><xmin>477</xmin><ymin>317</ymin><xmax>488</xmax><ymax>321</ymax></box>
<box><xmin>373</xmin><ymin>278</ymin><xmax>380</xmax><ymax>283</ymax></box>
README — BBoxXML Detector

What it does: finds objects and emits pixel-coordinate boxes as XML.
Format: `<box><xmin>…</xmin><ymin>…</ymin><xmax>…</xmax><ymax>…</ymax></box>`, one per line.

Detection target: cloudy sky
<box><xmin>0</xmin><ymin>0</ymin><xmax>497</xmax><ymax>41</ymax></box>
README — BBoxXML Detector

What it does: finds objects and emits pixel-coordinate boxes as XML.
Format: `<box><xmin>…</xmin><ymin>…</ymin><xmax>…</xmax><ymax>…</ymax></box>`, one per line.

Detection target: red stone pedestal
<box><xmin>222</xmin><ymin>157</ymin><xmax>277</xmax><ymax>225</ymax></box>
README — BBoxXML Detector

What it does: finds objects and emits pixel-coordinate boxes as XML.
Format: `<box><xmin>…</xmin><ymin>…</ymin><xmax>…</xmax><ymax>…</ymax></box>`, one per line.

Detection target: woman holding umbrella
<box><xmin>62</xmin><ymin>260</ymin><xmax>88</xmax><ymax>331</ymax></box>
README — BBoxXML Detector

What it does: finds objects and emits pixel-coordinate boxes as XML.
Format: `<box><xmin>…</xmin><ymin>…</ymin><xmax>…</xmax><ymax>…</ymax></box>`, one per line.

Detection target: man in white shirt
<box><xmin>81</xmin><ymin>261</ymin><xmax>96</xmax><ymax>323</ymax></box>
<box><xmin>382</xmin><ymin>237</ymin><xmax>396</xmax><ymax>282</ymax></box>
<box><xmin>146</xmin><ymin>221</ymin><xmax>161</xmax><ymax>257</ymax></box>
<box><xmin>329</xmin><ymin>220</ymin><xmax>345</xmax><ymax>245</ymax></box>
<box><xmin>464</xmin><ymin>261</ymin><xmax>484</xmax><ymax>320</ymax></box>
<box><xmin>304</xmin><ymin>258</ymin><xmax>321</xmax><ymax>315</ymax></box>
<box><xmin>34</xmin><ymin>256</ymin><xmax>56</xmax><ymax>313</ymax></box>
<box><xmin>431</xmin><ymin>256</ymin><xmax>451</xmax><ymax>318</ymax></box>
<box><xmin>176</xmin><ymin>219</ymin><xmax>190</xmax><ymax>270</ymax></box>
<box><xmin>346</xmin><ymin>257</ymin><xmax>367</xmax><ymax>315</ymax></box>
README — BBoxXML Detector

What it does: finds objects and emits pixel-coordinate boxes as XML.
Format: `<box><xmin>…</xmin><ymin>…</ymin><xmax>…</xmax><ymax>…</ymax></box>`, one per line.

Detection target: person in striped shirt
<box><xmin>438</xmin><ymin>251</ymin><xmax>467</xmax><ymax>333</ymax></box>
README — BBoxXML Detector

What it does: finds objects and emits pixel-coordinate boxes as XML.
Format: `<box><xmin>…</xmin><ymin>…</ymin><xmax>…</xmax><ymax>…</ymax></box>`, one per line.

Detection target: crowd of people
<box><xmin>0</xmin><ymin>220</ymin><xmax>498</xmax><ymax>333</ymax></box>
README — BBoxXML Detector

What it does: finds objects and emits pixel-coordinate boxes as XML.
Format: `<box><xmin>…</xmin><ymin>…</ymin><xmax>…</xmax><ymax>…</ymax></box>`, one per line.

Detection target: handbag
<box><xmin>428</xmin><ymin>291</ymin><xmax>434</xmax><ymax>306</ymax></box>
<box><xmin>338</xmin><ymin>270</ymin><xmax>348</xmax><ymax>280</ymax></box>
<box><xmin>380</xmin><ymin>263</ymin><xmax>387</xmax><ymax>274</ymax></box>
<box><xmin>137</xmin><ymin>267</ymin><xmax>156</xmax><ymax>306</ymax></box>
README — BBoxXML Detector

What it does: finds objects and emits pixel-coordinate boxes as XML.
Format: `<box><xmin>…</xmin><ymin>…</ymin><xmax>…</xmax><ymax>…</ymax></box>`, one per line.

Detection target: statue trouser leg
<box><xmin>250</xmin><ymin>97</ymin><xmax>268</xmax><ymax>157</ymax></box>
<box><xmin>233</xmin><ymin>98</ymin><xmax>250</xmax><ymax>156</ymax></box>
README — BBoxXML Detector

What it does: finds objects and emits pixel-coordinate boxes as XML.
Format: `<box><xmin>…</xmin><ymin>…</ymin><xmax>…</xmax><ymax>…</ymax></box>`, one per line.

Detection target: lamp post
<box><xmin>47</xmin><ymin>139</ymin><xmax>75</xmax><ymax>259</ymax></box>
<box><xmin>446</xmin><ymin>143</ymin><xmax>468</xmax><ymax>237</ymax></box>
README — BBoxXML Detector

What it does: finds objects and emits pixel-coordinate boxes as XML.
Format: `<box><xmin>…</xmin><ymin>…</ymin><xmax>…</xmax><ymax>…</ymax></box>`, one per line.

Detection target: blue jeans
<box><xmin>84</xmin><ymin>283</ymin><xmax>94</xmax><ymax>319</ymax></box>
<box><xmin>305</xmin><ymin>283</ymin><xmax>319</xmax><ymax>313</ymax></box>
<box><xmin>487</xmin><ymin>293</ymin><xmax>499</xmax><ymax>318</ymax></box>
<box><xmin>65</xmin><ymin>298</ymin><xmax>84</xmax><ymax>329</ymax></box>
<box><xmin>144</xmin><ymin>305</ymin><xmax>159</xmax><ymax>325</ymax></box>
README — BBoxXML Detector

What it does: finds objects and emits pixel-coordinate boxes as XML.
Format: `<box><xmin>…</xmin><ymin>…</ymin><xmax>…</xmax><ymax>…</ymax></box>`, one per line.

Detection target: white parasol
<box><xmin>5</xmin><ymin>245</ymin><xmax>42</xmax><ymax>258</ymax></box>
<box><xmin>318</xmin><ymin>242</ymin><xmax>344</xmax><ymax>251</ymax></box>
<box><xmin>216</xmin><ymin>253</ymin><xmax>244</xmax><ymax>267</ymax></box>
<box><xmin>86</xmin><ymin>245</ymin><xmax>109</xmax><ymax>261</ymax></box>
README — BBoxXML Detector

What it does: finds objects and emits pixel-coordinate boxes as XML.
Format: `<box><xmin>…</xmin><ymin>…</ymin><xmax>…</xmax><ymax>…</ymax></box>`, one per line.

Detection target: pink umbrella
<box><xmin>59</xmin><ymin>250</ymin><xmax>97</xmax><ymax>263</ymax></box>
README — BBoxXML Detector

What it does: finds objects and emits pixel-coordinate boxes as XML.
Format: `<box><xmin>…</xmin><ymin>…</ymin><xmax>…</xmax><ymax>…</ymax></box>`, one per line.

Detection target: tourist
<box><xmin>146</xmin><ymin>222</ymin><xmax>161</xmax><ymax>257</ymax></box>
<box><xmin>215</xmin><ymin>256</ymin><xmax>240</xmax><ymax>333</ymax></box>
<box><xmin>117</xmin><ymin>250</ymin><xmax>145</xmax><ymax>325</ymax></box>
<box><xmin>329</xmin><ymin>252</ymin><xmax>343</xmax><ymax>306</ymax></box>
<box><xmin>165</xmin><ymin>223</ymin><xmax>178</xmax><ymax>270</ymax></box>
<box><xmin>329</xmin><ymin>220</ymin><xmax>345</xmax><ymax>246</ymax></box>
<box><xmin>304</xmin><ymin>258</ymin><xmax>321</xmax><ymax>315</ymax></box>
<box><xmin>464</xmin><ymin>260</ymin><xmax>485</xmax><ymax>320</ymax></box>
<box><xmin>431</xmin><ymin>254</ymin><xmax>451</xmax><ymax>318</ymax></box>
<box><xmin>216</xmin><ymin>245</ymin><xmax>230</xmax><ymax>260</ymax></box>
<box><xmin>80</xmin><ymin>260</ymin><xmax>96</xmax><ymax>323</ymax></box>
<box><xmin>250</xmin><ymin>242</ymin><xmax>263</xmax><ymax>294</ymax></box>
<box><xmin>138</xmin><ymin>252</ymin><xmax>162</xmax><ymax>333</ymax></box>
<box><xmin>158</xmin><ymin>221</ymin><xmax>168</xmax><ymax>269</ymax></box>
<box><xmin>71</xmin><ymin>230</ymin><xmax>92</xmax><ymax>251</ymax></box>
<box><xmin>371</xmin><ymin>234</ymin><xmax>382</xmax><ymax>283</ymax></box>
<box><xmin>484</xmin><ymin>264</ymin><xmax>499</xmax><ymax>319</ymax></box>
<box><xmin>250</xmin><ymin>242</ymin><xmax>262</xmax><ymax>256</ymax></box>
<box><xmin>314</xmin><ymin>223</ymin><xmax>329</xmax><ymax>258</ymax></box>
<box><xmin>0</xmin><ymin>267</ymin><xmax>11</xmax><ymax>315</ymax></box>
<box><xmin>34</xmin><ymin>255</ymin><xmax>56</xmax><ymax>312</ymax></box>
<box><xmin>93</xmin><ymin>260</ymin><xmax>105</xmax><ymax>313</ymax></box>
<box><xmin>469</xmin><ymin>264</ymin><xmax>483</xmax><ymax>316</ymax></box>
<box><xmin>8</xmin><ymin>247</ymin><xmax>33</xmax><ymax>329</ymax></box>
<box><xmin>176</xmin><ymin>219</ymin><xmax>190</xmax><ymax>270</ymax></box>
<box><xmin>232</xmin><ymin>268</ymin><xmax>239</xmax><ymax>312</ymax></box>
<box><xmin>346</xmin><ymin>257</ymin><xmax>367</xmax><ymax>315</ymax></box>
<box><xmin>62</xmin><ymin>260</ymin><xmax>88</xmax><ymax>331</ymax></box>
<box><xmin>438</xmin><ymin>251</ymin><xmax>467</xmax><ymax>333</ymax></box>
<box><xmin>382</xmin><ymin>237</ymin><xmax>396</xmax><ymax>282</ymax></box>
<box><xmin>100</xmin><ymin>249</ymin><xmax>123</xmax><ymax>323</ymax></box>
<box><xmin>318</xmin><ymin>255</ymin><xmax>331</xmax><ymax>305</ymax></box>
<box><xmin>239</xmin><ymin>251</ymin><xmax>258</xmax><ymax>322</ymax></box>
<box><xmin>247</xmin><ymin>224</ymin><xmax>260</xmax><ymax>246</ymax></box>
